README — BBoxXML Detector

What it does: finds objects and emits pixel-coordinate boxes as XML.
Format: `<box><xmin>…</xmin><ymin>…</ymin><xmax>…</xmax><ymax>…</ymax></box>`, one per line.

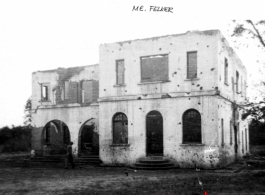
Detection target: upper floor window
<box><xmin>187</xmin><ymin>51</ymin><xmax>197</xmax><ymax>79</ymax></box>
<box><xmin>224</xmin><ymin>58</ymin><xmax>228</xmax><ymax>85</ymax></box>
<box><xmin>236</xmin><ymin>71</ymin><xmax>239</xmax><ymax>93</ymax></box>
<box><xmin>116</xmin><ymin>60</ymin><xmax>125</xmax><ymax>85</ymax></box>
<box><xmin>81</xmin><ymin>80</ymin><xmax>99</xmax><ymax>104</ymax></box>
<box><xmin>113</xmin><ymin>113</ymin><xmax>128</xmax><ymax>144</ymax></box>
<box><xmin>141</xmin><ymin>54</ymin><xmax>168</xmax><ymax>82</ymax></box>
<box><xmin>41</xmin><ymin>83</ymin><xmax>49</xmax><ymax>101</ymax></box>
<box><xmin>64</xmin><ymin>81</ymin><xmax>69</xmax><ymax>99</ymax></box>
<box><xmin>183</xmin><ymin>109</ymin><xmax>201</xmax><ymax>143</ymax></box>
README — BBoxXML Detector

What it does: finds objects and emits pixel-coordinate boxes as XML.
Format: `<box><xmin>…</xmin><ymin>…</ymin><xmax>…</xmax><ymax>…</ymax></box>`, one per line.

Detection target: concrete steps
<box><xmin>131</xmin><ymin>156</ymin><xmax>178</xmax><ymax>170</ymax></box>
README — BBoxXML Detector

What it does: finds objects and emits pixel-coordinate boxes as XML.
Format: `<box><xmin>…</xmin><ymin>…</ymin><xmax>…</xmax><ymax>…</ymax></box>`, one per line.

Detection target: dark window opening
<box><xmin>113</xmin><ymin>113</ymin><xmax>128</xmax><ymax>144</ymax></box>
<box><xmin>236</xmin><ymin>71</ymin><xmax>239</xmax><ymax>93</ymax></box>
<box><xmin>187</xmin><ymin>51</ymin><xmax>197</xmax><ymax>79</ymax></box>
<box><xmin>116</xmin><ymin>60</ymin><xmax>125</xmax><ymax>85</ymax></box>
<box><xmin>141</xmin><ymin>54</ymin><xmax>168</xmax><ymax>82</ymax></box>
<box><xmin>221</xmin><ymin>118</ymin><xmax>224</xmax><ymax>145</ymax></box>
<box><xmin>183</xmin><ymin>109</ymin><xmax>201</xmax><ymax>143</ymax></box>
<box><xmin>224</xmin><ymin>58</ymin><xmax>228</xmax><ymax>84</ymax></box>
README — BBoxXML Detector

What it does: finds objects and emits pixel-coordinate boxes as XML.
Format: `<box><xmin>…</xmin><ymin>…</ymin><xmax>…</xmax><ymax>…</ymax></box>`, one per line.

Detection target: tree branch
<box><xmin>246</xmin><ymin>20</ymin><xmax>265</xmax><ymax>48</ymax></box>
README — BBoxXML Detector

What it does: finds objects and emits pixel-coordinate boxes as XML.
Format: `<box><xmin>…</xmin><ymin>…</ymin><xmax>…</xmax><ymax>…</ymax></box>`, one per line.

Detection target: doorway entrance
<box><xmin>79</xmin><ymin>119</ymin><xmax>99</xmax><ymax>156</ymax></box>
<box><xmin>146</xmin><ymin>111</ymin><xmax>163</xmax><ymax>156</ymax></box>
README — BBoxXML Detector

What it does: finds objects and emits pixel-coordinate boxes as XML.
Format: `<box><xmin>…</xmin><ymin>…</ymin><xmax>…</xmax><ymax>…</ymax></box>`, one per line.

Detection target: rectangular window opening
<box><xmin>221</xmin><ymin>118</ymin><xmax>224</xmax><ymax>146</ymax></box>
<box><xmin>187</xmin><ymin>51</ymin><xmax>197</xmax><ymax>79</ymax></box>
<box><xmin>236</xmin><ymin>71</ymin><xmax>239</xmax><ymax>93</ymax></box>
<box><xmin>116</xmin><ymin>60</ymin><xmax>125</xmax><ymax>85</ymax></box>
<box><xmin>41</xmin><ymin>84</ymin><xmax>49</xmax><ymax>101</ymax></box>
<box><xmin>64</xmin><ymin>81</ymin><xmax>69</xmax><ymax>99</ymax></box>
<box><xmin>141</xmin><ymin>54</ymin><xmax>169</xmax><ymax>82</ymax></box>
<box><xmin>224</xmin><ymin>58</ymin><xmax>228</xmax><ymax>84</ymax></box>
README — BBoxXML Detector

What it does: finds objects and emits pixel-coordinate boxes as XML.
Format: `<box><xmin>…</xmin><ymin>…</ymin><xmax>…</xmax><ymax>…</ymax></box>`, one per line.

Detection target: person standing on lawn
<box><xmin>65</xmin><ymin>142</ymin><xmax>75</xmax><ymax>169</ymax></box>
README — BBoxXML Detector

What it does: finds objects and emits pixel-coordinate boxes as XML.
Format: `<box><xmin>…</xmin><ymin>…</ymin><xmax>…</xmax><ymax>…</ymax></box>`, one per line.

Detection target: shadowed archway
<box><xmin>42</xmin><ymin>120</ymin><xmax>70</xmax><ymax>155</ymax></box>
<box><xmin>78</xmin><ymin>118</ymin><xmax>99</xmax><ymax>156</ymax></box>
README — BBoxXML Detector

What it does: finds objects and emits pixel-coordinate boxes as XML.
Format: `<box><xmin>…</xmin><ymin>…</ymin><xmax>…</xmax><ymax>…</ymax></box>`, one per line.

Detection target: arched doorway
<box><xmin>42</xmin><ymin>120</ymin><xmax>70</xmax><ymax>155</ymax></box>
<box><xmin>146</xmin><ymin>111</ymin><xmax>163</xmax><ymax>156</ymax></box>
<box><xmin>79</xmin><ymin>119</ymin><xmax>99</xmax><ymax>156</ymax></box>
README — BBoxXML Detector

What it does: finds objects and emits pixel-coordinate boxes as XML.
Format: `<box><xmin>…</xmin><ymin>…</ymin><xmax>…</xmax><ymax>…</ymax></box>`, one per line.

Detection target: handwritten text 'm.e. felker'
<box><xmin>132</xmin><ymin>6</ymin><xmax>173</xmax><ymax>13</ymax></box>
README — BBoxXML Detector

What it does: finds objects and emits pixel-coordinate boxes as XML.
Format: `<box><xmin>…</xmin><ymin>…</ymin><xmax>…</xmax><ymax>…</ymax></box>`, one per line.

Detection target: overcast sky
<box><xmin>0</xmin><ymin>0</ymin><xmax>264</xmax><ymax>128</ymax></box>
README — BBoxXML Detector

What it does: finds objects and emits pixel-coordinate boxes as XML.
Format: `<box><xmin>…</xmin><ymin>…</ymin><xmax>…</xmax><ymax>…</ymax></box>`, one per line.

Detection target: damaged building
<box><xmin>31</xmin><ymin>30</ymin><xmax>249</xmax><ymax>169</ymax></box>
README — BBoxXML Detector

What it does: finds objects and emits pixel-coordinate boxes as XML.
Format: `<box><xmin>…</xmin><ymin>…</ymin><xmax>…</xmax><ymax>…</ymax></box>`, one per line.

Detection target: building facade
<box><xmin>31</xmin><ymin>30</ymin><xmax>249</xmax><ymax>168</ymax></box>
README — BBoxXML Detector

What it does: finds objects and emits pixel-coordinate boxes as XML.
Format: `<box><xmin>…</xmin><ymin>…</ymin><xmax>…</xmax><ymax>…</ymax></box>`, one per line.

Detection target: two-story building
<box><xmin>31</xmin><ymin>30</ymin><xmax>249</xmax><ymax>169</ymax></box>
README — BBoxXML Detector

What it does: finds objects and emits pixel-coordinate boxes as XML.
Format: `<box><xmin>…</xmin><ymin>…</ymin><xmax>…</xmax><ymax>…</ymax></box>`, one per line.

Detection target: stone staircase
<box><xmin>30</xmin><ymin>155</ymin><xmax>101</xmax><ymax>168</ymax></box>
<box><xmin>130</xmin><ymin>156</ymin><xmax>178</xmax><ymax>170</ymax></box>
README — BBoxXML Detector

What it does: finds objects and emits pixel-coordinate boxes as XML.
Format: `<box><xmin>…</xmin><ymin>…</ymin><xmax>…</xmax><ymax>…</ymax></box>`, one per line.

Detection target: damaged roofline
<box><xmin>32</xmin><ymin>64</ymin><xmax>99</xmax><ymax>74</ymax></box>
<box><xmin>100</xmin><ymin>29</ymin><xmax>220</xmax><ymax>46</ymax></box>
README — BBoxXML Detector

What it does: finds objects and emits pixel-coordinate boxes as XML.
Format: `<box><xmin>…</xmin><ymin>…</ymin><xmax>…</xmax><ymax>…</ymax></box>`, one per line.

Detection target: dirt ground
<box><xmin>0</xmin><ymin>165</ymin><xmax>265</xmax><ymax>195</ymax></box>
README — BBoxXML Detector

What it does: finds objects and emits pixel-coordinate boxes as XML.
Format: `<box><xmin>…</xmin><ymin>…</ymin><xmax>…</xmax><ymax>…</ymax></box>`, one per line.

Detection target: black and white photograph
<box><xmin>0</xmin><ymin>0</ymin><xmax>265</xmax><ymax>194</ymax></box>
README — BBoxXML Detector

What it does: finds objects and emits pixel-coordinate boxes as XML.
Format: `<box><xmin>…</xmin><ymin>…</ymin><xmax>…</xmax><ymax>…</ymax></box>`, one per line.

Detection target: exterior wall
<box><xmin>99</xmin><ymin>30</ymin><xmax>219</xmax><ymax>99</ymax></box>
<box><xmin>32</xmin><ymin>64</ymin><xmax>99</xmax><ymax>110</ymax></box>
<box><xmin>217</xmin><ymin>33</ymin><xmax>247</xmax><ymax>103</ymax></box>
<box><xmin>216</xmin><ymin>33</ymin><xmax>249</xmax><ymax>165</ymax></box>
<box><xmin>31</xmin><ymin>104</ymin><xmax>99</xmax><ymax>155</ymax></box>
<box><xmin>31</xmin><ymin>64</ymin><xmax>99</xmax><ymax>156</ymax></box>
<box><xmin>31</xmin><ymin>29</ymin><xmax>249</xmax><ymax>168</ymax></box>
<box><xmin>99</xmin><ymin>94</ymin><xmax>221</xmax><ymax>169</ymax></box>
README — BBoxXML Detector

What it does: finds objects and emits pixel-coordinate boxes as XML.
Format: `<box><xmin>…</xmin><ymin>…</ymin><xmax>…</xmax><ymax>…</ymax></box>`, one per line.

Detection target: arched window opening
<box><xmin>183</xmin><ymin>109</ymin><xmax>201</xmax><ymax>143</ymax></box>
<box><xmin>113</xmin><ymin>113</ymin><xmax>128</xmax><ymax>144</ymax></box>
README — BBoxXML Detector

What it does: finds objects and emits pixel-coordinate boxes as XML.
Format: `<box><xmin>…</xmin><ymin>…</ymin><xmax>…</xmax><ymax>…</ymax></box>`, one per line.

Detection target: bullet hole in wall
<box><xmin>189</xmin><ymin>98</ymin><xmax>191</xmax><ymax>100</ymax></box>
<box><xmin>197</xmin><ymin>84</ymin><xmax>200</xmax><ymax>87</ymax></box>
<box><xmin>192</xmin><ymin>83</ymin><xmax>195</xmax><ymax>85</ymax></box>
<box><xmin>198</xmin><ymin>102</ymin><xmax>201</xmax><ymax>105</ymax></box>
<box><xmin>159</xmin><ymin>48</ymin><xmax>162</xmax><ymax>50</ymax></box>
<box><xmin>211</xmin><ymin>68</ymin><xmax>215</xmax><ymax>71</ymax></box>
<box><xmin>200</xmin><ymin>87</ymin><xmax>203</xmax><ymax>90</ymax></box>
<box><xmin>139</xmin><ymin>107</ymin><xmax>142</xmax><ymax>110</ymax></box>
<box><xmin>207</xmin><ymin>45</ymin><xmax>209</xmax><ymax>48</ymax></box>
<box><xmin>137</xmin><ymin>97</ymin><xmax>141</xmax><ymax>100</ymax></box>
<box><xmin>125</xmin><ymin>90</ymin><xmax>127</xmax><ymax>92</ymax></box>
<box><xmin>200</xmin><ymin>72</ymin><xmax>203</xmax><ymax>74</ymax></box>
<box><xmin>104</xmin><ymin>89</ymin><xmax>106</xmax><ymax>91</ymax></box>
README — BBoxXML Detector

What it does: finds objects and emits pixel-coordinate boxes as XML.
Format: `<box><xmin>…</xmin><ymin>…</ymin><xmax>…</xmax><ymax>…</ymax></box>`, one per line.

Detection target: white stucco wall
<box><xmin>99</xmin><ymin>95</ymin><xmax>220</xmax><ymax>168</ymax></box>
<box><xmin>31</xmin><ymin>104</ymin><xmax>99</xmax><ymax>155</ymax></box>
<box><xmin>99</xmin><ymin>30</ymin><xmax>219</xmax><ymax>99</ymax></box>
